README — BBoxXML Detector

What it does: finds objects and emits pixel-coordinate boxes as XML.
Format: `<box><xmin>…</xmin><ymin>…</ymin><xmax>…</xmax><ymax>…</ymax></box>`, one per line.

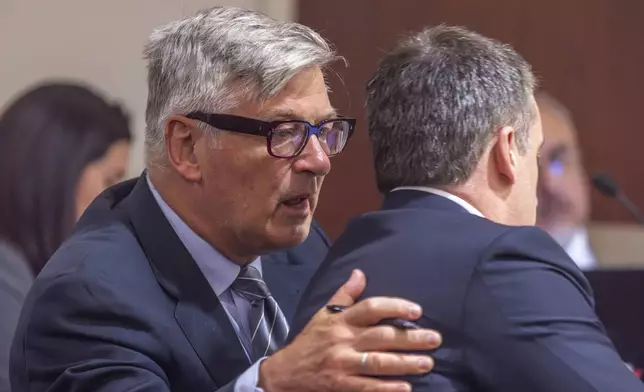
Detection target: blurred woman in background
<box><xmin>0</xmin><ymin>82</ymin><xmax>132</xmax><ymax>391</ymax></box>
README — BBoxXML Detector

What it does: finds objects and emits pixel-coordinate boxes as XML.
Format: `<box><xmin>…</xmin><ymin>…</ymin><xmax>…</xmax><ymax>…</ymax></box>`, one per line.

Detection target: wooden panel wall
<box><xmin>300</xmin><ymin>0</ymin><xmax>644</xmax><ymax>239</ymax></box>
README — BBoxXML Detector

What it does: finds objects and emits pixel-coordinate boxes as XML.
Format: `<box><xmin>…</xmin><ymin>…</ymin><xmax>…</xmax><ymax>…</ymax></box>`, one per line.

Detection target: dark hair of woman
<box><xmin>0</xmin><ymin>82</ymin><xmax>132</xmax><ymax>275</ymax></box>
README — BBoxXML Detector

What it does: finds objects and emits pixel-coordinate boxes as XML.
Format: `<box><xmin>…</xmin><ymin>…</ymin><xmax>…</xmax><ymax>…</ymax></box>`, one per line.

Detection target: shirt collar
<box><xmin>145</xmin><ymin>175</ymin><xmax>261</xmax><ymax>297</ymax></box>
<box><xmin>558</xmin><ymin>227</ymin><xmax>597</xmax><ymax>270</ymax></box>
<box><xmin>391</xmin><ymin>186</ymin><xmax>484</xmax><ymax>217</ymax></box>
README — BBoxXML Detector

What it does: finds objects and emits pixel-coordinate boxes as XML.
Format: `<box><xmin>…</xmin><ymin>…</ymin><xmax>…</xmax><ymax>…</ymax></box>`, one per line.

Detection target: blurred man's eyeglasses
<box><xmin>544</xmin><ymin>146</ymin><xmax>569</xmax><ymax>177</ymax></box>
<box><xmin>185</xmin><ymin>112</ymin><xmax>356</xmax><ymax>158</ymax></box>
<box><xmin>548</xmin><ymin>159</ymin><xmax>565</xmax><ymax>177</ymax></box>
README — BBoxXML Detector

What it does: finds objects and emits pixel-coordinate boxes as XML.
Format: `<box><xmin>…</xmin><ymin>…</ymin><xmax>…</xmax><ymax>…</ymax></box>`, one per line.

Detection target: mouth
<box><xmin>279</xmin><ymin>193</ymin><xmax>313</xmax><ymax>217</ymax></box>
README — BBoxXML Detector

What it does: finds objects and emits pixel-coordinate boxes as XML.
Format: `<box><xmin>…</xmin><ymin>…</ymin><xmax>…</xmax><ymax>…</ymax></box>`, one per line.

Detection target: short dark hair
<box><xmin>0</xmin><ymin>82</ymin><xmax>132</xmax><ymax>274</ymax></box>
<box><xmin>366</xmin><ymin>25</ymin><xmax>536</xmax><ymax>193</ymax></box>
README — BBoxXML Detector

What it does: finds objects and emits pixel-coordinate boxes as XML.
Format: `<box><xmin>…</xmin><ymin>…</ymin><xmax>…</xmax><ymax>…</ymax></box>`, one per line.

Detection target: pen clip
<box><xmin>326</xmin><ymin>304</ymin><xmax>346</xmax><ymax>313</ymax></box>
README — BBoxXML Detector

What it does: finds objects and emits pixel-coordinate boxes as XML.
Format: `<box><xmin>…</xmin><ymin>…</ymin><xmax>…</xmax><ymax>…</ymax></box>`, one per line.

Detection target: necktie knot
<box><xmin>231</xmin><ymin>265</ymin><xmax>271</xmax><ymax>302</ymax></box>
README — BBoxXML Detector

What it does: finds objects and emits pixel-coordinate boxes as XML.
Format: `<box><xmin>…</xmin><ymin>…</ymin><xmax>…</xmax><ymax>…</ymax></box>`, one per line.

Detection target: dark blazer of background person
<box><xmin>0</xmin><ymin>83</ymin><xmax>132</xmax><ymax>392</ymax></box>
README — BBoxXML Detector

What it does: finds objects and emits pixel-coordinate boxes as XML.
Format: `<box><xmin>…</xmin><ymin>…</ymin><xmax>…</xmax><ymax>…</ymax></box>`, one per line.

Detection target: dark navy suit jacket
<box><xmin>291</xmin><ymin>190</ymin><xmax>644</xmax><ymax>391</ymax></box>
<box><xmin>10</xmin><ymin>176</ymin><xmax>330</xmax><ymax>392</ymax></box>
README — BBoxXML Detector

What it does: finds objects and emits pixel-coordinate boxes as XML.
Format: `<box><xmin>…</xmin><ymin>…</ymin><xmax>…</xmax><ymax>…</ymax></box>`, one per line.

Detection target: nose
<box><xmin>292</xmin><ymin>136</ymin><xmax>331</xmax><ymax>176</ymax></box>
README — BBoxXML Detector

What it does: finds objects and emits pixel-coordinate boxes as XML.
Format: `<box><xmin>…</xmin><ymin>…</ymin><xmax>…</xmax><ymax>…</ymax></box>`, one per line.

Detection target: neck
<box><xmin>442</xmin><ymin>176</ymin><xmax>515</xmax><ymax>226</ymax></box>
<box><xmin>443</xmin><ymin>185</ymin><xmax>497</xmax><ymax>219</ymax></box>
<box><xmin>148</xmin><ymin>170</ymin><xmax>257</xmax><ymax>265</ymax></box>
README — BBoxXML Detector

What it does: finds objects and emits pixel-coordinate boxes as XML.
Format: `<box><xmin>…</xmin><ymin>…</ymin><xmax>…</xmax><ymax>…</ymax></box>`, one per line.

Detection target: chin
<box><xmin>269</xmin><ymin>221</ymin><xmax>312</xmax><ymax>250</ymax></box>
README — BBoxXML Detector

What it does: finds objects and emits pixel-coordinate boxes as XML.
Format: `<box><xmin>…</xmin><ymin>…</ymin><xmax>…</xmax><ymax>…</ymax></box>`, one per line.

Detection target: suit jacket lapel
<box><xmin>263</xmin><ymin>219</ymin><xmax>332</xmax><ymax>322</ymax></box>
<box><xmin>262</xmin><ymin>257</ymin><xmax>311</xmax><ymax>322</ymax></box>
<box><xmin>121</xmin><ymin>176</ymin><xmax>249</xmax><ymax>387</ymax></box>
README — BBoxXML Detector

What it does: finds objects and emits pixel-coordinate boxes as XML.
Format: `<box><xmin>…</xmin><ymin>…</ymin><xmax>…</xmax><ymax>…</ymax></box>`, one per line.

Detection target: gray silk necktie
<box><xmin>230</xmin><ymin>265</ymin><xmax>289</xmax><ymax>360</ymax></box>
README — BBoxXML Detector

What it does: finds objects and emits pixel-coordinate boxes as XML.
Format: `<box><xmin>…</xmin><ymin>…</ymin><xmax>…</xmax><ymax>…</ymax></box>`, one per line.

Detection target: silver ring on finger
<box><xmin>360</xmin><ymin>352</ymin><xmax>368</xmax><ymax>374</ymax></box>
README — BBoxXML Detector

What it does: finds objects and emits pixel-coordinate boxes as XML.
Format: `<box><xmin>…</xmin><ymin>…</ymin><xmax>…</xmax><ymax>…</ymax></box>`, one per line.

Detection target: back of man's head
<box><xmin>366</xmin><ymin>25</ymin><xmax>537</xmax><ymax>194</ymax></box>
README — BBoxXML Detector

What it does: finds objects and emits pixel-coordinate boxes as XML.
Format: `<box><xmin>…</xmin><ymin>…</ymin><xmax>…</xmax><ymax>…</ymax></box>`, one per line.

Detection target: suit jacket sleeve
<box><xmin>12</xmin><ymin>270</ymin><xmax>251</xmax><ymax>392</ymax></box>
<box><xmin>463</xmin><ymin>227</ymin><xmax>644</xmax><ymax>392</ymax></box>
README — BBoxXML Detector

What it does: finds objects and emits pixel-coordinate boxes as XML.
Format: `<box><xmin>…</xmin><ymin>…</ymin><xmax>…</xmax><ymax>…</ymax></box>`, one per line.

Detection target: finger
<box><xmin>344</xmin><ymin>297</ymin><xmax>422</xmax><ymax>326</ymax></box>
<box><xmin>338</xmin><ymin>376</ymin><xmax>412</xmax><ymax>392</ymax></box>
<box><xmin>351</xmin><ymin>351</ymin><xmax>434</xmax><ymax>377</ymax></box>
<box><xmin>354</xmin><ymin>325</ymin><xmax>442</xmax><ymax>352</ymax></box>
<box><xmin>325</xmin><ymin>269</ymin><xmax>366</xmax><ymax>307</ymax></box>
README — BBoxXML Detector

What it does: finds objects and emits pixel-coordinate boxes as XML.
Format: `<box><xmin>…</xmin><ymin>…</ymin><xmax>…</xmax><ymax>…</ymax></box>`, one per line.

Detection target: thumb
<box><xmin>325</xmin><ymin>269</ymin><xmax>366</xmax><ymax>307</ymax></box>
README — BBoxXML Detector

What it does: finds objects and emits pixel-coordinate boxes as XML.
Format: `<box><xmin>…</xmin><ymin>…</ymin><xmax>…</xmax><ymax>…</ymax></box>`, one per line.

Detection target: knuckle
<box><xmin>328</xmin><ymin>376</ymin><xmax>344</xmax><ymax>392</ymax></box>
<box><xmin>362</xmin><ymin>298</ymin><xmax>381</xmax><ymax>314</ymax></box>
<box><xmin>404</xmin><ymin>330</ymin><xmax>438</xmax><ymax>349</ymax></box>
<box><xmin>407</xmin><ymin>330</ymin><xmax>426</xmax><ymax>345</ymax></box>
<box><xmin>323</xmin><ymin>348</ymin><xmax>345</xmax><ymax>369</ymax></box>
<box><xmin>368</xmin><ymin>353</ymin><xmax>386</xmax><ymax>374</ymax></box>
<box><xmin>330</xmin><ymin>325</ymin><xmax>354</xmax><ymax>344</ymax></box>
<box><xmin>375</xmin><ymin>325</ymin><xmax>397</xmax><ymax>342</ymax></box>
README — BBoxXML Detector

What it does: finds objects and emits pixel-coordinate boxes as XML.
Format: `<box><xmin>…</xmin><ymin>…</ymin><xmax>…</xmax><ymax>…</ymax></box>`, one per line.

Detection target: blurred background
<box><xmin>0</xmin><ymin>0</ymin><xmax>296</xmax><ymax>177</ymax></box>
<box><xmin>301</xmin><ymin>0</ymin><xmax>644</xmax><ymax>260</ymax></box>
<box><xmin>1</xmin><ymin>0</ymin><xmax>644</xmax><ymax>381</ymax></box>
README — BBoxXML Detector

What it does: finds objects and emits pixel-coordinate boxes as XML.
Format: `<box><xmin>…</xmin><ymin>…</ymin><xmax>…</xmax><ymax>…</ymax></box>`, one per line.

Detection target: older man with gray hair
<box><xmin>10</xmin><ymin>7</ymin><xmax>440</xmax><ymax>392</ymax></box>
<box><xmin>293</xmin><ymin>25</ymin><xmax>644</xmax><ymax>391</ymax></box>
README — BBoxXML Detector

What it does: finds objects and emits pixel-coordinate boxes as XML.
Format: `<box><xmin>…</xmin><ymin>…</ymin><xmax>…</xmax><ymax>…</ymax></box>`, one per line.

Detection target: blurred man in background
<box><xmin>535</xmin><ymin>92</ymin><xmax>597</xmax><ymax>269</ymax></box>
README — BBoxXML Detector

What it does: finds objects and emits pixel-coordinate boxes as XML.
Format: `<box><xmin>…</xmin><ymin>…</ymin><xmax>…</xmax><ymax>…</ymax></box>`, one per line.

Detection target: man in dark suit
<box><xmin>292</xmin><ymin>25</ymin><xmax>644</xmax><ymax>391</ymax></box>
<box><xmin>10</xmin><ymin>7</ymin><xmax>441</xmax><ymax>392</ymax></box>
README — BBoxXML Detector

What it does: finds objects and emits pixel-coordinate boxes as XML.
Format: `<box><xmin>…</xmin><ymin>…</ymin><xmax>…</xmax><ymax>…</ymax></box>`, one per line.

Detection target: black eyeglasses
<box><xmin>185</xmin><ymin>111</ymin><xmax>356</xmax><ymax>158</ymax></box>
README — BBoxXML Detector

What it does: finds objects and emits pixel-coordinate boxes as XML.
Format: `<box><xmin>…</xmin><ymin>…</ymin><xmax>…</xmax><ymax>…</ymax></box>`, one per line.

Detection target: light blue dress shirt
<box><xmin>147</xmin><ymin>176</ymin><xmax>266</xmax><ymax>391</ymax></box>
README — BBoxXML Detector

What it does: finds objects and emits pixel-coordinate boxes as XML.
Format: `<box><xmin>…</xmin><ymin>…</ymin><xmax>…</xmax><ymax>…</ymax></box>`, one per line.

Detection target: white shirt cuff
<box><xmin>234</xmin><ymin>357</ymin><xmax>267</xmax><ymax>392</ymax></box>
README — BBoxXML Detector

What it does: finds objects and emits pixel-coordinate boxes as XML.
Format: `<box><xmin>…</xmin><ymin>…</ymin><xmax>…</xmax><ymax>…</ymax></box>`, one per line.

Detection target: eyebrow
<box><xmin>263</xmin><ymin>108</ymin><xmax>339</xmax><ymax>123</ymax></box>
<box><xmin>547</xmin><ymin>144</ymin><xmax>567</xmax><ymax>160</ymax></box>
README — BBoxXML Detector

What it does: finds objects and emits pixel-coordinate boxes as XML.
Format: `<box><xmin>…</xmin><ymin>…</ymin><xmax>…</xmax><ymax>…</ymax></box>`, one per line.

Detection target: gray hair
<box><xmin>143</xmin><ymin>6</ymin><xmax>339</xmax><ymax>165</ymax></box>
<box><xmin>366</xmin><ymin>25</ymin><xmax>537</xmax><ymax>193</ymax></box>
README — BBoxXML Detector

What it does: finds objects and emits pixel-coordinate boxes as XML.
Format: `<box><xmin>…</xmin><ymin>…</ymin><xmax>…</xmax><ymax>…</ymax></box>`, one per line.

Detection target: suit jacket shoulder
<box><xmin>293</xmin><ymin>191</ymin><xmax>644</xmax><ymax>391</ymax></box>
<box><xmin>459</xmin><ymin>225</ymin><xmax>644</xmax><ymax>391</ymax></box>
<box><xmin>475</xmin><ymin>225</ymin><xmax>594</xmax><ymax>306</ymax></box>
<box><xmin>10</xmin><ymin>177</ymin><xmax>248</xmax><ymax>392</ymax></box>
<box><xmin>11</xmin><ymin>213</ymin><xmax>181</xmax><ymax>391</ymax></box>
<box><xmin>291</xmin><ymin>203</ymin><xmax>515</xmax><ymax>337</ymax></box>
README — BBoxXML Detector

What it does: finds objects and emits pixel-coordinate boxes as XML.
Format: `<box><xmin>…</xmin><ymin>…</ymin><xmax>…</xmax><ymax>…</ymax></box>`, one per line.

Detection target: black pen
<box><xmin>326</xmin><ymin>304</ymin><xmax>421</xmax><ymax>330</ymax></box>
